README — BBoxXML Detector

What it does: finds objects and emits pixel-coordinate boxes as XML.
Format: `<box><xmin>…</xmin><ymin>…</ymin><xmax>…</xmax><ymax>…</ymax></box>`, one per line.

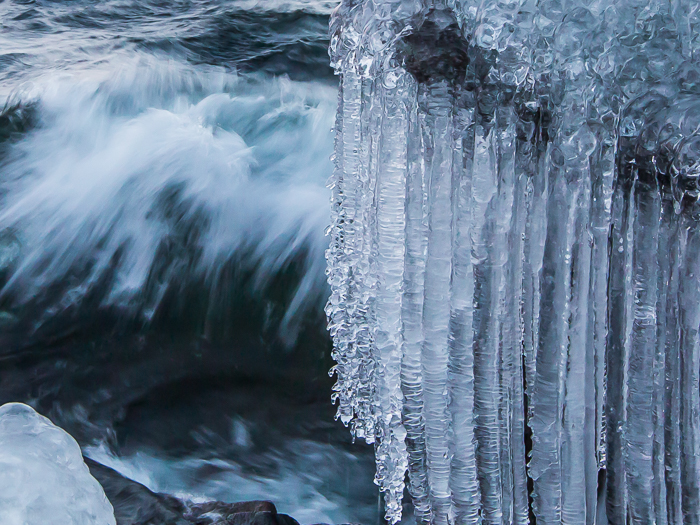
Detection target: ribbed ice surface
<box><xmin>325</xmin><ymin>0</ymin><xmax>700</xmax><ymax>523</ymax></box>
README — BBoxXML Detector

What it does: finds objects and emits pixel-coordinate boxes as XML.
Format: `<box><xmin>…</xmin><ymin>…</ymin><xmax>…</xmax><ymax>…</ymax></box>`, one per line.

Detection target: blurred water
<box><xmin>0</xmin><ymin>57</ymin><xmax>333</xmax><ymax>342</ymax></box>
<box><xmin>0</xmin><ymin>1</ymin><xmax>387</xmax><ymax>523</ymax></box>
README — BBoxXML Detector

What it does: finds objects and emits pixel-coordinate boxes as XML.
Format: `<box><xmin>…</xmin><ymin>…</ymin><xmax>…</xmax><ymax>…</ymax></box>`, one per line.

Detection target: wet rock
<box><xmin>184</xmin><ymin>501</ymin><xmax>299</xmax><ymax>525</ymax></box>
<box><xmin>85</xmin><ymin>457</ymin><xmax>189</xmax><ymax>525</ymax></box>
<box><xmin>85</xmin><ymin>457</ymin><xmax>301</xmax><ymax>525</ymax></box>
<box><xmin>188</xmin><ymin>501</ymin><xmax>277</xmax><ymax>516</ymax></box>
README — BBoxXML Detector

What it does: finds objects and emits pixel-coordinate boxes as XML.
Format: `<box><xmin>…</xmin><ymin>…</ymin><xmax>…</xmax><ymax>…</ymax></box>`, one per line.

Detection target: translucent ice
<box><xmin>326</xmin><ymin>0</ymin><xmax>700</xmax><ymax>523</ymax></box>
<box><xmin>0</xmin><ymin>403</ymin><xmax>116</xmax><ymax>525</ymax></box>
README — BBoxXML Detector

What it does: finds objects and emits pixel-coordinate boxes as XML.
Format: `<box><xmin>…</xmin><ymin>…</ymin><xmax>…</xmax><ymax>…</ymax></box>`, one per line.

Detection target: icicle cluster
<box><xmin>325</xmin><ymin>0</ymin><xmax>700</xmax><ymax>523</ymax></box>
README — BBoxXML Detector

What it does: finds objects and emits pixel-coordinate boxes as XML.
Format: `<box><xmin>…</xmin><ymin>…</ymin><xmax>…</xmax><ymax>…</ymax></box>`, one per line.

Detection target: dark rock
<box><xmin>85</xmin><ymin>457</ymin><xmax>190</xmax><ymax>525</ymax></box>
<box><xmin>395</xmin><ymin>8</ymin><xmax>470</xmax><ymax>85</ymax></box>
<box><xmin>184</xmin><ymin>501</ymin><xmax>300</xmax><ymax>525</ymax></box>
<box><xmin>274</xmin><ymin>515</ymin><xmax>302</xmax><ymax>525</ymax></box>
<box><xmin>85</xmin><ymin>457</ymin><xmax>301</xmax><ymax>525</ymax></box>
<box><xmin>187</xmin><ymin>501</ymin><xmax>277</xmax><ymax>517</ymax></box>
<box><xmin>194</xmin><ymin>511</ymin><xmax>275</xmax><ymax>525</ymax></box>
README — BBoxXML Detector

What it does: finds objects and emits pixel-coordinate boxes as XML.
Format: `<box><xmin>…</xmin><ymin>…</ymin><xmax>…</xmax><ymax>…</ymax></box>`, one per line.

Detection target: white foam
<box><xmin>0</xmin><ymin>55</ymin><xmax>335</xmax><ymax>340</ymax></box>
<box><xmin>84</xmin><ymin>437</ymin><xmax>379</xmax><ymax>525</ymax></box>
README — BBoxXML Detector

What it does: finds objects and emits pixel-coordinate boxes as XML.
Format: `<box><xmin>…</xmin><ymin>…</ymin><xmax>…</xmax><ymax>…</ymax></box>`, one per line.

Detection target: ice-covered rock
<box><xmin>0</xmin><ymin>403</ymin><xmax>116</xmax><ymax>525</ymax></box>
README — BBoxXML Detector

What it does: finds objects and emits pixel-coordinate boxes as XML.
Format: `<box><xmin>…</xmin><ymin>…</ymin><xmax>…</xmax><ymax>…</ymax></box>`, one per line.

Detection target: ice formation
<box><xmin>0</xmin><ymin>403</ymin><xmax>116</xmax><ymax>525</ymax></box>
<box><xmin>325</xmin><ymin>0</ymin><xmax>700</xmax><ymax>523</ymax></box>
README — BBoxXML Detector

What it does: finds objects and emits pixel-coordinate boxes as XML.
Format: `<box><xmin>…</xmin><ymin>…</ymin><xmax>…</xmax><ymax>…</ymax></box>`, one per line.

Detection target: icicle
<box><xmin>372</xmin><ymin>67</ymin><xmax>410</xmax><ymax>524</ymax></box>
<box><xmin>586</xmin><ymin>120</ymin><xmax>615</xmax><ymax>524</ymax></box>
<box><xmin>678</xmin><ymin>202</ymin><xmax>700</xmax><ymax>523</ymax></box>
<box><xmin>652</xmin><ymin>182</ymin><xmax>672</xmax><ymax>525</ymax></box>
<box><xmin>420</xmin><ymin>79</ymin><xmax>455</xmax><ymax>525</ymax></box>
<box><xmin>353</xmin><ymin>74</ymin><xmax>381</xmax><ymax>444</ymax></box>
<box><xmin>605</xmin><ymin>140</ymin><xmax>635</xmax><ymax>524</ymax></box>
<box><xmin>530</xmin><ymin>119</ymin><xmax>584</xmax><ymax>524</ymax></box>
<box><xmin>557</xmin><ymin>129</ymin><xmax>595</xmax><ymax>525</ymax></box>
<box><xmin>663</xmin><ymin>196</ymin><xmax>683</xmax><ymax>525</ymax></box>
<box><xmin>511</xmin><ymin>93</ymin><xmax>540</xmax><ymax>525</ymax></box>
<box><xmin>471</xmin><ymin>98</ymin><xmax>503</xmax><ymax>525</ymax></box>
<box><xmin>625</xmin><ymin>164</ymin><xmax>661</xmax><ymax>523</ymax></box>
<box><xmin>327</xmin><ymin>65</ymin><xmax>380</xmax><ymax>445</ymax></box>
<box><xmin>327</xmin><ymin>69</ymin><xmax>366</xmax><ymax>431</ymax></box>
<box><xmin>587</xmin><ymin>117</ymin><xmax>615</xmax><ymax>483</ymax></box>
<box><xmin>447</xmin><ymin>95</ymin><xmax>481</xmax><ymax>525</ymax></box>
<box><xmin>401</xmin><ymin>76</ymin><xmax>431</xmax><ymax>525</ymax></box>
<box><xmin>521</xmin><ymin>94</ymin><xmax>550</xmax><ymax>479</ymax></box>
<box><xmin>507</xmin><ymin>196</ymin><xmax>530</xmax><ymax>525</ymax></box>
<box><xmin>494</xmin><ymin>102</ymin><xmax>519</xmax><ymax>525</ymax></box>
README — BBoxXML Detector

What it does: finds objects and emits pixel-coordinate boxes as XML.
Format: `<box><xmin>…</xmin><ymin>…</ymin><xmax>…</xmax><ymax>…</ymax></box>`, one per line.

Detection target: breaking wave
<box><xmin>0</xmin><ymin>55</ymin><xmax>335</xmax><ymax>345</ymax></box>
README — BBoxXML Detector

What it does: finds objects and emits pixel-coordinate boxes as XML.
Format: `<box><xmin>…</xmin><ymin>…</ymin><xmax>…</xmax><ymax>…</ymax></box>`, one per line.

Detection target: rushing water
<box><xmin>5</xmin><ymin>0</ymin><xmax>700</xmax><ymax>523</ymax></box>
<box><xmin>0</xmin><ymin>1</ymin><xmax>391</xmax><ymax>524</ymax></box>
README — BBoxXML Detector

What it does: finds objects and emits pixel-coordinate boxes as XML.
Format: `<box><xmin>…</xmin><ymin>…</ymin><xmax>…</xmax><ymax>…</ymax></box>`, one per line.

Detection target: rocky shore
<box><xmin>86</xmin><ymin>457</ymin><xmax>303</xmax><ymax>525</ymax></box>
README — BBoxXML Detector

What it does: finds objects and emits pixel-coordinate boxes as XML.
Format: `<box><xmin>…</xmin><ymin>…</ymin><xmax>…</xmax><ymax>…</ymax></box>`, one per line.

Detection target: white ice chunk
<box><xmin>0</xmin><ymin>403</ymin><xmax>116</xmax><ymax>525</ymax></box>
